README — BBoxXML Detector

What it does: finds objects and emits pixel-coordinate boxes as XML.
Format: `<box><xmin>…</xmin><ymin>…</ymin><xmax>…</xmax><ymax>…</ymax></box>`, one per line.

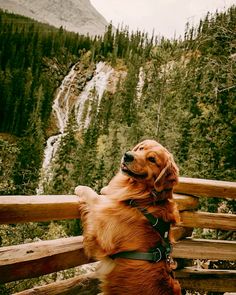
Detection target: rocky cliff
<box><xmin>0</xmin><ymin>0</ymin><xmax>108</xmax><ymax>36</ymax></box>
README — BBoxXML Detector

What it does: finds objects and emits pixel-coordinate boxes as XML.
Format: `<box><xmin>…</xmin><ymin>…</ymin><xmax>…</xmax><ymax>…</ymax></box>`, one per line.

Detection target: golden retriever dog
<box><xmin>75</xmin><ymin>139</ymin><xmax>181</xmax><ymax>295</ymax></box>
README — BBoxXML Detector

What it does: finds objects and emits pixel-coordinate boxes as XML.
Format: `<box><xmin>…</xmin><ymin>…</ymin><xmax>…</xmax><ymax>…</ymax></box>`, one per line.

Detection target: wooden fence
<box><xmin>0</xmin><ymin>177</ymin><xmax>235</xmax><ymax>294</ymax></box>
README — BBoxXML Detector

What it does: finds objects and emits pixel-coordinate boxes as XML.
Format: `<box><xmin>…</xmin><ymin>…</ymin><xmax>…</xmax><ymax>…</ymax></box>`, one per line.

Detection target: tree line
<box><xmin>0</xmin><ymin>10</ymin><xmax>154</xmax><ymax>195</ymax></box>
<box><xmin>0</xmin><ymin>6</ymin><xmax>236</xmax><ymax>294</ymax></box>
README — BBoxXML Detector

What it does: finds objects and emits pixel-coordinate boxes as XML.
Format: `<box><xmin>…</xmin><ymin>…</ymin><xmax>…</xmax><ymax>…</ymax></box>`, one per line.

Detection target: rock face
<box><xmin>0</xmin><ymin>0</ymin><xmax>108</xmax><ymax>36</ymax></box>
<box><xmin>37</xmin><ymin>61</ymin><xmax>126</xmax><ymax>194</ymax></box>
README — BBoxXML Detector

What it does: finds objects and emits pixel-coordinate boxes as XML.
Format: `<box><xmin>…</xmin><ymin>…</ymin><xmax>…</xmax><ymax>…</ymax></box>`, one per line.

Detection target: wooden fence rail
<box><xmin>175</xmin><ymin>177</ymin><xmax>236</xmax><ymax>198</ymax></box>
<box><xmin>0</xmin><ymin>177</ymin><xmax>235</xmax><ymax>294</ymax></box>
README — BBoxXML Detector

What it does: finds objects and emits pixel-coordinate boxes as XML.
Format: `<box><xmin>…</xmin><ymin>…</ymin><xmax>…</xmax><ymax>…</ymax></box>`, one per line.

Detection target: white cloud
<box><xmin>91</xmin><ymin>0</ymin><xmax>236</xmax><ymax>38</ymax></box>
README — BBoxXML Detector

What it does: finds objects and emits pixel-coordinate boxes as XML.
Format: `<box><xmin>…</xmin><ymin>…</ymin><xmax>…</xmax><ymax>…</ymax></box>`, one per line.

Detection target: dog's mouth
<box><xmin>121</xmin><ymin>163</ymin><xmax>147</xmax><ymax>179</ymax></box>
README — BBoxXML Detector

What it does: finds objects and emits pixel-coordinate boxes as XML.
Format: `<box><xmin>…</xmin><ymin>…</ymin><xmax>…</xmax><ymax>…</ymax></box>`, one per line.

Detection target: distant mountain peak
<box><xmin>0</xmin><ymin>0</ymin><xmax>108</xmax><ymax>36</ymax></box>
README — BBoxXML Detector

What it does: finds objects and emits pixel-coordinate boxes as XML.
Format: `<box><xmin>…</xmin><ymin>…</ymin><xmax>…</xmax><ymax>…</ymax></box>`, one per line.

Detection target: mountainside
<box><xmin>0</xmin><ymin>0</ymin><xmax>108</xmax><ymax>36</ymax></box>
<box><xmin>1</xmin><ymin>7</ymin><xmax>236</xmax><ymax>294</ymax></box>
<box><xmin>0</xmin><ymin>7</ymin><xmax>236</xmax><ymax>195</ymax></box>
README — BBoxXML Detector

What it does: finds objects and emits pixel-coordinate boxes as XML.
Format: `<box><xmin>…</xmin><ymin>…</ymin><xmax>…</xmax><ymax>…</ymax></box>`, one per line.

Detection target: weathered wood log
<box><xmin>13</xmin><ymin>273</ymin><xmax>100</xmax><ymax>295</ymax></box>
<box><xmin>3</xmin><ymin>198</ymin><xmax>233</xmax><ymax>232</ymax></box>
<box><xmin>171</xmin><ymin>226</ymin><xmax>193</xmax><ymax>241</ymax></box>
<box><xmin>179</xmin><ymin>211</ymin><xmax>236</xmax><ymax>231</ymax></box>
<box><xmin>0</xmin><ymin>195</ymin><xmax>80</xmax><ymax>224</ymax></box>
<box><xmin>1</xmin><ymin>236</ymin><xmax>235</xmax><ymax>283</ymax></box>
<box><xmin>173</xmin><ymin>194</ymin><xmax>199</xmax><ymax>211</ymax></box>
<box><xmin>175</xmin><ymin>177</ymin><xmax>236</xmax><ymax>199</ymax></box>
<box><xmin>0</xmin><ymin>178</ymin><xmax>235</xmax><ymax>224</ymax></box>
<box><xmin>175</xmin><ymin>267</ymin><xmax>236</xmax><ymax>292</ymax></box>
<box><xmin>0</xmin><ymin>236</ymin><xmax>91</xmax><ymax>283</ymax></box>
<box><xmin>0</xmin><ymin>177</ymin><xmax>235</xmax><ymax>293</ymax></box>
<box><xmin>13</xmin><ymin>268</ymin><xmax>236</xmax><ymax>294</ymax></box>
<box><xmin>0</xmin><ymin>194</ymin><xmax>198</xmax><ymax>224</ymax></box>
<box><xmin>173</xmin><ymin>238</ymin><xmax>236</xmax><ymax>260</ymax></box>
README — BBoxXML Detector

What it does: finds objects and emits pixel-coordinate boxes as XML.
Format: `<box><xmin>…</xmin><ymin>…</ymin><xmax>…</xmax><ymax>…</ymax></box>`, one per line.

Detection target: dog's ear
<box><xmin>154</xmin><ymin>158</ymin><xmax>179</xmax><ymax>192</ymax></box>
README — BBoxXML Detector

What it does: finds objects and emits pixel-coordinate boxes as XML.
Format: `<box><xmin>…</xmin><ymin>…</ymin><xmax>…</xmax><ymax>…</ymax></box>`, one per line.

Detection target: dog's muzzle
<box><xmin>121</xmin><ymin>152</ymin><xmax>147</xmax><ymax>179</ymax></box>
<box><xmin>123</xmin><ymin>151</ymin><xmax>134</xmax><ymax>163</ymax></box>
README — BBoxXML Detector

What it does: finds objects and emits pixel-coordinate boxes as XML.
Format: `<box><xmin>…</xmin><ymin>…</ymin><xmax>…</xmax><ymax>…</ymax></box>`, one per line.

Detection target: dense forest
<box><xmin>0</xmin><ymin>6</ymin><xmax>236</xmax><ymax>294</ymax></box>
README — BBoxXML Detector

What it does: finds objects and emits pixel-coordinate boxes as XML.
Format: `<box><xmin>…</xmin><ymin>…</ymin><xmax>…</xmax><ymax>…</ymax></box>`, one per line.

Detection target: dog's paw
<box><xmin>100</xmin><ymin>185</ymin><xmax>109</xmax><ymax>195</ymax></box>
<box><xmin>74</xmin><ymin>185</ymin><xmax>98</xmax><ymax>204</ymax></box>
<box><xmin>75</xmin><ymin>185</ymin><xmax>88</xmax><ymax>197</ymax></box>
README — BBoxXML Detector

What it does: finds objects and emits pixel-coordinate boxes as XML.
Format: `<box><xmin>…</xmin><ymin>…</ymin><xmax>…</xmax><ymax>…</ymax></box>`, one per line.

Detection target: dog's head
<box><xmin>121</xmin><ymin>140</ymin><xmax>179</xmax><ymax>193</ymax></box>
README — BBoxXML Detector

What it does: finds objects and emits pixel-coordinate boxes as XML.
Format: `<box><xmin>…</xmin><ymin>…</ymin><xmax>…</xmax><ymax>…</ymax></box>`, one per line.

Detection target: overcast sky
<box><xmin>91</xmin><ymin>0</ymin><xmax>236</xmax><ymax>39</ymax></box>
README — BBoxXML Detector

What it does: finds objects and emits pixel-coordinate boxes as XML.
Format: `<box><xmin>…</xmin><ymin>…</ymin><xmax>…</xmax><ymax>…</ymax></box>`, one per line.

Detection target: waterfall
<box><xmin>136</xmin><ymin>66</ymin><xmax>145</xmax><ymax>100</ymax></box>
<box><xmin>75</xmin><ymin>62</ymin><xmax>113</xmax><ymax>129</ymax></box>
<box><xmin>52</xmin><ymin>63</ymin><xmax>78</xmax><ymax>134</ymax></box>
<box><xmin>37</xmin><ymin>61</ymin><xmax>113</xmax><ymax>194</ymax></box>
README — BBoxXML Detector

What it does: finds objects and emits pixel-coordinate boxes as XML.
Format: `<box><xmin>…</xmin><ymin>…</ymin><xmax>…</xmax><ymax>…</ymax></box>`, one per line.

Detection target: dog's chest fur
<box><xmin>81</xmin><ymin>197</ymin><xmax>175</xmax><ymax>259</ymax></box>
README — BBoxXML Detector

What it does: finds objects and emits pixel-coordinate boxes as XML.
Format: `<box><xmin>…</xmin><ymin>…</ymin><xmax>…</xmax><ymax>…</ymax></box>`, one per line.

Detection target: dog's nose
<box><xmin>124</xmin><ymin>152</ymin><xmax>134</xmax><ymax>163</ymax></box>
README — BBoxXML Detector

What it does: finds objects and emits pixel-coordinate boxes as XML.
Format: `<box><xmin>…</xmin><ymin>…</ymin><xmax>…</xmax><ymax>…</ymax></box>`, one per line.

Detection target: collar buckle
<box><xmin>152</xmin><ymin>248</ymin><xmax>162</xmax><ymax>263</ymax></box>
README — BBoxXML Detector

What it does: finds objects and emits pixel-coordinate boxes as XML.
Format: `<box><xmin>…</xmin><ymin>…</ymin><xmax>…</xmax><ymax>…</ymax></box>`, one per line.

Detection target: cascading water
<box><xmin>136</xmin><ymin>66</ymin><xmax>145</xmax><ymax>100</ymax></box>
<box><xmin>52</xmin><ymin>63</ymin><xmax>78</xmax><ymax>134</ymax></box>
<box><xmin>37</xmin><ymin>61</ymin><xmax>113</xmax><ymax>194</ymax></box>
<box><xmin>75</xmin><ymin>62</ymin><xmax>113</xmax><ymax>129</ymax></box>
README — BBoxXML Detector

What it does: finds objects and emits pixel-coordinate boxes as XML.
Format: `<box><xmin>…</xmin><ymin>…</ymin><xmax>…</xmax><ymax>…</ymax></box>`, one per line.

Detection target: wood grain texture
<box><xmin>13</xmin><ymin>268</ymin><xmax>236</xmax><ymax>294</ymax></box>
<box><xmin>0</xmin><ymin>236</ymin><xmax>91</xmax><ymax>283</ymax></box>
<box><xmin>175</xmin><ymin>177</ymin><xmax>236</xmax><ymax>199</ymax></box>
<box><xmin>171</xmin><ymin>226</ymin><xmax>193</xmax><ymax>241</ymax></box>
<box><xmin>1</xmin><ymin>236</ymin><xmax>235</xmax><ymax>283</ymax></box>
<box><xmin>176</xmin><ymin>267</ymin><xmax>236</xmax><ymax>292</ymax></box>
<box><xmin>13</xmin><ymin>273</ymin><xmax>100</xmax><ymax>295</ymax></box>
<box><xmin>0</xmin><ymin>177</ymin><xmax>234</xmax><ymax>223</ymax></box>
<box><xmin>172</xmin><ymin>238</ymin><xmax>236</xmax><ymax>260</ymax></box>
<box><xmin>0</xmin><ymin>194</ymin><xmax>198</xmax><ymax>224</ymax></box>
<box><xmin>0</xmin><ymin>195</ymin><xmax>80</xmax><ymax>224</ymax></box>
<box><xmin>179</xmin><ymin>211</ymin><xmax>236</xmax><ymax>230</ymax></box>
<box><xmin>0</xmin><ymin>177</ymin><xmax>235</xmax><ymax>292</ymax></box>
<box><xmin>173</xmin><ymin>194</ymin><xmax>199</xmax><ymax>211</ymax></box>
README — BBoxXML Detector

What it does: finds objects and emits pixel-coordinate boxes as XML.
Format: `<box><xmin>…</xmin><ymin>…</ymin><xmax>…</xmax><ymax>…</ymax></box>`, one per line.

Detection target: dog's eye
<box><xmin>148</xmin><ymin>156</ymin><xmax>156</xmax><ymax>163</ymax></box>
<box><xmin>139</xmin><ymin>147</ymin><xmax>144</xmax><ymax>150</ymax></box>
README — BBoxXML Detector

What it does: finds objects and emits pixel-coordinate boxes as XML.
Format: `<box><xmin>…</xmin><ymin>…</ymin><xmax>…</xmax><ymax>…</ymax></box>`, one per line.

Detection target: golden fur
<box><xmin>75</xmin><ymin>139</ymin><xmax>181</xmax><ymax>294</ymax></box>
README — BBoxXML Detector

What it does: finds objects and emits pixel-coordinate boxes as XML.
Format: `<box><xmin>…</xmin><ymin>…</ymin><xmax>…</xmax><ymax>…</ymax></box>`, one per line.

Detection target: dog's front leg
<box><xmin>74</xmin><ymin>185</ymin><xmax>99</xmax><ymax>205</ymax></box>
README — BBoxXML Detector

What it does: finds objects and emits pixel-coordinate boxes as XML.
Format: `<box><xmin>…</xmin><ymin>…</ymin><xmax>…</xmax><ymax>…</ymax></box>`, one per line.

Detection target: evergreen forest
<box><xmin>0</xmin><ymin>7</ymin><xmax>235</xmax><ymax>294</ymax></box>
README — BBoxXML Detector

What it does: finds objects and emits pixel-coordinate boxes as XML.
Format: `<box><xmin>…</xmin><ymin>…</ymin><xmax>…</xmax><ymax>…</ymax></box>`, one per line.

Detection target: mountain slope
<box><xmin>0</xmin><ymin>0</ymin><xmax>108</xmax><ymax>36</ymax></box>
<box><xmin>1</xmin><ymin>6</ymin><xmax>236</xmax><ymax>197</ymax></box>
